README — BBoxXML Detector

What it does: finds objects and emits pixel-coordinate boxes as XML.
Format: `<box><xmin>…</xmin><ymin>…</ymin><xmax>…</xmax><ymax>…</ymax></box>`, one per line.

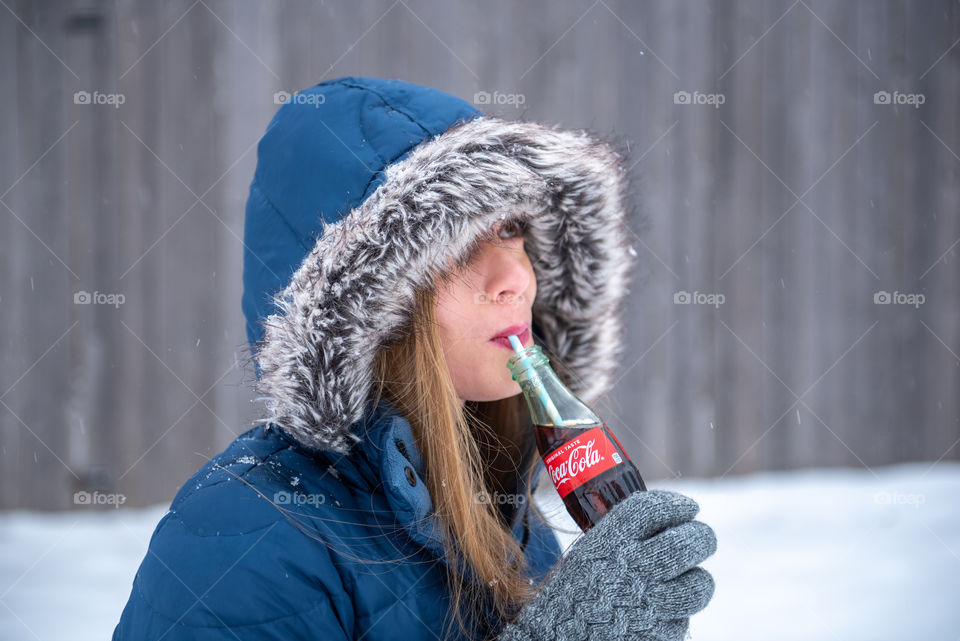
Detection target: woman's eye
<box><xmin>499</xmin><ymin>219</ymin><xmax>527</xmax><ymax>240</ymax></box>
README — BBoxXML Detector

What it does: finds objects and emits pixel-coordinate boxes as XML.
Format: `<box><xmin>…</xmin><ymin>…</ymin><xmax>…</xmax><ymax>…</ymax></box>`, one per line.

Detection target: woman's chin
<box><xmin>460</xmin><ymin>381</ymin><xmax>522</xmax><ymax>404</ymax></box>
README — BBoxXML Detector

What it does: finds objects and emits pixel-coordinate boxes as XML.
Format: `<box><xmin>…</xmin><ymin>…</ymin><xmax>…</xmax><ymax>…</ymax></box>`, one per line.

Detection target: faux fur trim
<box><xmin>253</xmin><ymin>116</ymin><xmax>637</xmax><ymax>453</ymax></box>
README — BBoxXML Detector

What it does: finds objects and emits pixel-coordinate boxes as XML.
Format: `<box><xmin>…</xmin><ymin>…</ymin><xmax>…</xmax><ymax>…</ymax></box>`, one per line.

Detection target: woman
<box><xmin>114</xmin><ymin>76</ymin><xmax>716</xmax><ymax>641</ymax></box>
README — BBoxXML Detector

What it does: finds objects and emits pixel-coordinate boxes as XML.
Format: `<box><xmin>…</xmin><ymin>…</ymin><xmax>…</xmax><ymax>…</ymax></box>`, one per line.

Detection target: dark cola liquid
<box><xmin>535</xmin><ymin>423</ymin><xmax>646</xmax><ymax>531</ymax></box>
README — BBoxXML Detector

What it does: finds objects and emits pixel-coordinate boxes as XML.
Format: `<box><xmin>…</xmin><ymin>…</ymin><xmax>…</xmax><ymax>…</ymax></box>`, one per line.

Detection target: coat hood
<box><xmin>242</xmin><ymin>77</ymin><xmax>639</xmax><ymax>454</ymax></box>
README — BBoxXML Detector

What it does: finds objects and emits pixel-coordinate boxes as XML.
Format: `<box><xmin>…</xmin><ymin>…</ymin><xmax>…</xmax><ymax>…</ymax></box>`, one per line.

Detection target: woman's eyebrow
<box><xmin>492</xmin><ymin>215</ymin><xmax>521</xmax><ymax>231</ymax></box>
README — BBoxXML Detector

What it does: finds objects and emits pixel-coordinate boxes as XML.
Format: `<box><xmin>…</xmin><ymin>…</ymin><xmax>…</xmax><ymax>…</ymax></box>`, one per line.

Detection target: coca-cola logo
<box><xmin>548</xmin><ymin>439</ymin><xmax>602</xmax><ymax>487</ymax></box>
<box><xmin>542</xmin><ymin>426</ymin><xmax>623</xmax><ymax>498</ymax></box>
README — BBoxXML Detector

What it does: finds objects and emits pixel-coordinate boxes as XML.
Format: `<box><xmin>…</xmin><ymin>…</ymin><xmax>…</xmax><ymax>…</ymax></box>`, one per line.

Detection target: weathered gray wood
<box><xmin>0</xmin><ymin>0</ymin><xmax>957</xmax><ymax>509</ymax></box>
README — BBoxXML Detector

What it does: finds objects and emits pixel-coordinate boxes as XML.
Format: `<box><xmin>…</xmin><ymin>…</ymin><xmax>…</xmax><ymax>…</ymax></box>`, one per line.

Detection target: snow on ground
<box><xmin>1</xmin><ymin>461</ymin><xmax>957</xmax><ymax>641</ymax></box>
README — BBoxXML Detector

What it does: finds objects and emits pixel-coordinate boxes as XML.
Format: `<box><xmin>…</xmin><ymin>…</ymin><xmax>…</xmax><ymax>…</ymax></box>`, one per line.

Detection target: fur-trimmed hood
<box><xmin>241</xmin><ymin>77</ymin><xmax>638</xmax><ymax>454</ymax></box>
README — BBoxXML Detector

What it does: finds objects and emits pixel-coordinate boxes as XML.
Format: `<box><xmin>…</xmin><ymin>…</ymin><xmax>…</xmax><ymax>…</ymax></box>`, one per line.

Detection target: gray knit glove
<box><xmin>497</xmin><ymin>490</ymin><xmax>716</xmax><ymax>641</ymax></box>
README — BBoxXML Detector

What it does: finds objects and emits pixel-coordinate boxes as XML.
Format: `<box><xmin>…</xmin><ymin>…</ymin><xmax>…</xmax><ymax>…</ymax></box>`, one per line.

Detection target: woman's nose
<box><xmin>482</xmin><ymin>245</ymin><xmax>533</xmax><ymax>306</ymax></box>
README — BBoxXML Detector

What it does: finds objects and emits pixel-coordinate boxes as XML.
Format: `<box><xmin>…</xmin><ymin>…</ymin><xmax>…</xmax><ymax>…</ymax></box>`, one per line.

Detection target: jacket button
<box><xmin>395</xmin><ymin>439</ymin><xmax>409</xmax><ymax>459</ymax></box>
<box><xmin>404</xmin><ymin>466</ymin><xmax>417</xmax><ymax>487</ymax></box>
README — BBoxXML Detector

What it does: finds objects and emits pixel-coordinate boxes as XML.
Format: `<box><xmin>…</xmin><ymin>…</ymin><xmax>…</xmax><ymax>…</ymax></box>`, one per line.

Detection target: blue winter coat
<box><xmin>114</xmin><ymin>76</ymin><xmax>637</xmax><ymax>640</ymax></box>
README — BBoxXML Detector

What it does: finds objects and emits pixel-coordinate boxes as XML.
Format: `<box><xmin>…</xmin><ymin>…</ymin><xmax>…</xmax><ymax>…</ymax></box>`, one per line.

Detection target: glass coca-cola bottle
<box><xmin>505</xmin><ymin>336</ymin><xmax>646</xmax><ymax>531</ymax></box>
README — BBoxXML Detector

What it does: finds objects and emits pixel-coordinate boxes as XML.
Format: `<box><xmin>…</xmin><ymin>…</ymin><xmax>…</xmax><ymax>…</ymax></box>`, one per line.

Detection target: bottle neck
<box><xmin>507</xmin><ymin>346</ymin><xmax>600</xmax><ymax>427</ymax></box>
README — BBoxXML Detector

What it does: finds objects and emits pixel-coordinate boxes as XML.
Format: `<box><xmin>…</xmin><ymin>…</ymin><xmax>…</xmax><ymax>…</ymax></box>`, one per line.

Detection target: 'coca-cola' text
<box><xmin>542</xmin><ymin>425</ymin><xmax>625</xmax><ymax>498</ymax></box>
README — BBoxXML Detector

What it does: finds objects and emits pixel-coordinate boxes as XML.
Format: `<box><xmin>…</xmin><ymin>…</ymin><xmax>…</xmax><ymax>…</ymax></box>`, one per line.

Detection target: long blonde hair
<box><xmin>370</xmin><ymin>286</ymin><xmax>552</xmax><ymax>639</ymax></box>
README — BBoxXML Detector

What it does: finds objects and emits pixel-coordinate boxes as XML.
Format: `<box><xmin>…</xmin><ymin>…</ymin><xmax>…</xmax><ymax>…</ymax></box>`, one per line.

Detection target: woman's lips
<box><xmin>489</xmin><ymin>326</ymin><xmax>531</xmax><ymax>350</ymax></box>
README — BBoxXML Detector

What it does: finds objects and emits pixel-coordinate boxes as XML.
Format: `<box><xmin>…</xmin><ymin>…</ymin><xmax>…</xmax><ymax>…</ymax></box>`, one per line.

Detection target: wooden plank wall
<box><xmin>1</xmin><ymin>0</ymin><xmax>957</xmax><ymax>509</ymax></box>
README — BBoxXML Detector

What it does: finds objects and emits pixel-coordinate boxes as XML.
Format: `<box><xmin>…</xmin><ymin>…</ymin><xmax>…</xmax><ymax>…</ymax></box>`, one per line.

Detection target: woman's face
<box><xmin>434</xmin><ymin>218</ymin><xmax>537</xmax><ymax>403</ymax></box>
